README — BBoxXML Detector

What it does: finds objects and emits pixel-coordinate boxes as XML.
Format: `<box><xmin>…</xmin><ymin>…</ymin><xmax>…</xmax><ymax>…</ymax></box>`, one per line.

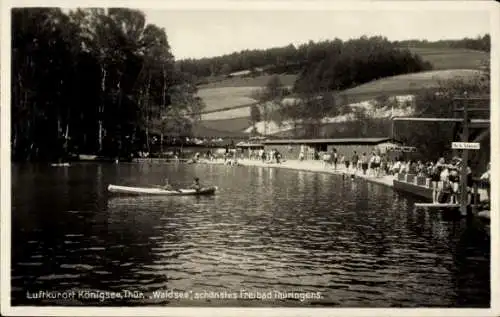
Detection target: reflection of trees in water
<box><xmin>297</xmin><ymin>170</ymin><xmax>306</xmax><ymax>194</ymax></box>
<box><xmin>393</xmin><ymin>200</ymin><xmax>490</xmax><ymax>307</ymax></box>
<box><xmin>13</xmin><ymin>163</ymin><xmax>491</xmax><ymax>305</ymax></box>
<box><xmin>268</xmin><ymin>168</ymin><xmax>274</xmax><ymax>197</ymax></box>
<box><xmin>450</xmin><ymin>217</ymin><xmax>490</xmax><ymax>307</ymax></box>
<box><xmin>399</xmin><ymin>199</ymin><xmax>454</xmax><ymax>251</ymax></box>
<box><xmin>257</xmin><ymin>166</ymin><xmax>264</xmax><ymax>189</ymax></box>
<box><xmin>87</xmin><ymin>201</ymin><xmax>178</xmax><ymax>293</ymax></box>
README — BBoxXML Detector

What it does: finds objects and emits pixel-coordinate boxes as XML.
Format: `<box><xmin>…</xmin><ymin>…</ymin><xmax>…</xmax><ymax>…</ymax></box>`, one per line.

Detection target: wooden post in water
<box><xmin>460</xmin><ymin>95</ymin><xmax>469</xmax><ymax>216</ymax></box>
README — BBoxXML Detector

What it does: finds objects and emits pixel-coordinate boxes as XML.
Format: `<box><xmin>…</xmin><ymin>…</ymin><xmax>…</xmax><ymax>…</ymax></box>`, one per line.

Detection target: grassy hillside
<box><xmin>336</xmin><ymin>69</ymin><xmax>483</xmax><ymax>104</ymax></box>
<box><xmin>200</xmin><ymin>117</ymin><xmax>252</xmax><ymax>133</ymax></box>
<box><xmin>198</xmin><ymin>68</ymin><xmax>483</xmax><ymax>120</ymax></box>
<box><xmin>195</xmin><ymin>47</ymin><xmax>488</xmax><ymax>113</ymax></box>
<box><xmin>405</xmin><ymin>47</ymin><xmax>488</xmax><ymax>70</ymax></box>
<box><xmin>192</xmin><ymin>47</ymin><xmax>488</xmax><ymax>137</ymax></box>
<box><xmin>197</xmin><ymin>74</ymin><xmax>298</xmax><ymax>90</ymax></box>
<box><xmin>197</xmin><ymin>87</ymin><xmax>259</xmax><ymax>113</ymax></box>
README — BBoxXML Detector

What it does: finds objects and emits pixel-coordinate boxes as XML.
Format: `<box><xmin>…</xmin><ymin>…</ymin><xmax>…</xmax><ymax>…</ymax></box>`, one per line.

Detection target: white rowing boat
<box><xmin>51</xmin><ymin>162</ymin><xmax>70</xmax><ymax>167</ymax></box>
<box><xmin>107</xmin><ymin>184</ymin><xmax>217</xmax><ymax>196</ymax></box>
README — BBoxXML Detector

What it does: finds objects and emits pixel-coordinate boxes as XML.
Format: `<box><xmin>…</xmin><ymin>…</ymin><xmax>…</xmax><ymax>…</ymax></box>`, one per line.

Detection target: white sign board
<box><xmin>452</xmin><ymin>142</ymin><xmax>480</xmax><ymax>150</ymax></box>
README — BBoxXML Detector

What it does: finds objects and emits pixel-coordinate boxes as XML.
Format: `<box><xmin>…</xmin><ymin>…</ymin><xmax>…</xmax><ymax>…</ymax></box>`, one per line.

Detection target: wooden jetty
<box><xmin>394</xmin><ymin>95</ymin><xmax>490</xmax><ymax>216</ymax></box>
<box><xmin>414</xmin><ymin>203</ymin><xmax>460</xmax><ymax>208</ymax></box>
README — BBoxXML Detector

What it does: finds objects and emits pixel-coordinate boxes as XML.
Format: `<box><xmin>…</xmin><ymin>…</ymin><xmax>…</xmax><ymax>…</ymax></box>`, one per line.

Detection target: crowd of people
<box><xmin>321</xmin><ymin>150</ymin><xmax>491</xmax><ymax>204</ymax></box>
<box><xmin>189</xmin><ymin>146</ymin><xmax>491</xmax><ymax>205</ymax></box>
<box><xmin>248</xmin><ymin>148</ymin><xmax>283</xmax><ymax>164</ymax></box>
<box><xmin>321</xmin><ymin>150</ymin><xmax>385</xmax><ymax>177</ymax></box>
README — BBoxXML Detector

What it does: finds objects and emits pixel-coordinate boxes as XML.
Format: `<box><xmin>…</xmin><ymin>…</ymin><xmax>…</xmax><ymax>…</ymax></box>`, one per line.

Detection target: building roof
<box><xmin>235</xmin><ymin>142</ymin><xmax>264</xmax><ymax>148</ymax></box>
<box><xmin>262</xmin><ymin>137</ymin><xmax>391</xmax><ymax>145</ymax></box>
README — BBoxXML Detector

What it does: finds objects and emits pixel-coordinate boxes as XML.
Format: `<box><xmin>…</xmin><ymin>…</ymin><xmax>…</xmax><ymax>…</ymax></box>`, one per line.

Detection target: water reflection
<box><xmin>11</xmin><ymin>163</ymin><xmax>490</xmax><ymax>307</ymax></box>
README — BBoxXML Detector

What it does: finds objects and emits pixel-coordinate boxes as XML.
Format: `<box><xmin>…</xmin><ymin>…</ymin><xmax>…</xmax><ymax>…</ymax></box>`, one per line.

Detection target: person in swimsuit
<box><xmin>351</xmin><ymin>151</ymin><xmax>359</xmax><ymax>173</ymax></box>
<box><xmin>163</xmin><ymin>178</ymin><xmax>174</xmax><ymax>191</ymax></box>
<box><xmin>299</xmin><ymin>151</ymin><xmax>305</xmax><ymax>161</ymax></box>
<box><xmin>480</xmin><ymin>162</ymin><xmax>490</xmax><ymax>202</ymax></box>
<box><xmin>448</xmin><ymin>163</ymin><xmax>460</xmax><ymax>204</ymax></box>
<box><xmin>322</xmin><ymin>152</ymin><xmax>330</xmax><ymax>168</ymax></box>
<box><xmin>439</xmin><ymin>162</ymin><xmax>452</xmax><ymax>203</ymax></box>
<box><xmin>191</xmin><ymin>177</ymin><xmax>201</xmax><ymax>191</ymax></box>
<box><xmin>431</xmin><ymin>157</ymin><xmax>445</xmax><ymax>203</ymax></box>
<box><xmin>373</xmin><ymin>152</ymin><xmax>381</xmax><ymax>177</ymax></box>
<box><xmin>332</xmin><ymin>148</ymin><xmax>338</xmax><ymax>170</ymax></box>
<box><xmin>343</xmin><ymin>154</ymin><xmax>349</xmax><ymax>170</ymax></box>
<box><xmin>368</xmin><ymin>153</ymin><xmax>375</xmax><ymax>176</ymax></box>
<box><xmin>361</xmin><ymin>153</ymin><xmax>368</xmax><ymax>175</ymax></box>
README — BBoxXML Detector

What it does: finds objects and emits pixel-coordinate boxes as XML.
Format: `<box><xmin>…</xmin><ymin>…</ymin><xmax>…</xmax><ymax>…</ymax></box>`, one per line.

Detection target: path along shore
<box><xmin>199</xmin><ymin>158</ymin><xmax>488</xmax><ymax>202</ymax></box>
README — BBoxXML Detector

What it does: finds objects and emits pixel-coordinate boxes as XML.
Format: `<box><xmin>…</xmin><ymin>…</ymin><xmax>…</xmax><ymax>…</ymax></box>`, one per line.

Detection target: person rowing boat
<box><xmin>191</xmin><ymin>177</ymin><xmax>201</xmax><ymax>191</ymax></box>
<box><xmin>162</xmin><ymin>178</ymin><xmax>175</xmax><ymax>191</ymax></box>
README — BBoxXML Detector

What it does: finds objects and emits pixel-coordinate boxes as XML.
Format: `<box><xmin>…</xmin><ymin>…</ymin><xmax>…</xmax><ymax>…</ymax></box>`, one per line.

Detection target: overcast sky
<box><xmin>141</xmin><ymin>9</ymin><xmax>491</xmax><ymax>60</ymax></box>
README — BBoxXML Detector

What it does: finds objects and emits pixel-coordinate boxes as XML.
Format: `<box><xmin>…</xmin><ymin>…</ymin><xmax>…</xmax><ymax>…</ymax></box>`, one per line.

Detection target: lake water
<box><xmin>11</xmin><ymin>162</ymin><xmax>490</xmax><ymax>307</ymax></box>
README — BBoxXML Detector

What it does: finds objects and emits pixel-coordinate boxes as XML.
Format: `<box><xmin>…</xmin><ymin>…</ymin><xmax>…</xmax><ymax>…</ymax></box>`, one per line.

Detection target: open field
<box><xmin>339</xmin><ymin>69</ymin><xmax>484</xmax><ymax>97</ymax></box>
<box><xmin>197</xmin><ymin>86</ymin><xmax>260</xmax><ymax>112</ymax></box>
<box><xmin>200</xmin><ymin>117</ymin><xmax>252</xmax><ymax>133</ymax></box>
<box><xmin>406</xmin><ymin>47</ymin><xmax>489</xmax><ymax>70</ymax></box>
<box><xmin>197</xmin><ymin>74</ymin><xmax>297</xmax><ymax>90</ymax></box>
<box><xmin>196</xmin><ymin>68</ymin><xmax>485</xmax><ymax>113</ymax></box>
<box><xmin>201</xmin><ymin>106</ymin><xmax>253</xmax><ymax>120</ymax></box>
<box><xmin>199</xmin><ymin>69</ymin><xmax>484</xmax><ymax>120</ymax></box>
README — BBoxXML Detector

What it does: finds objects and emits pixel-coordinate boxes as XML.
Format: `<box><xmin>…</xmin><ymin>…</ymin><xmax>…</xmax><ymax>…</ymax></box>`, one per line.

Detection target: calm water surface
<box><xmin>11</xmin><ymin>162</ymin><xmax>490</xmax><ymax>307</ymax></box>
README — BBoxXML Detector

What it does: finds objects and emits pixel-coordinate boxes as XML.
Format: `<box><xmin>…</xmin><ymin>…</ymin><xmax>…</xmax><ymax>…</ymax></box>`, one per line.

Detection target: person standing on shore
<box><xmin>351</xmin><ymin>151</ymin><xmax>359</xmax><ymax>173</ymax></box>
<box><xmin>361</xmin><ymin>153</ymin><xmax>369</xmax><ymax>175</ymax></box>
<box><xmin>332</xmin><ymin>148</ymin><xmax>338</xmax><ymax>170</ymax></box>
<box><xmin>343</xmin><ymin>154</ymin><xmax>349</xmax><ymax>170</ymax></box>
<box><xmin>431</xmin><ymin>157</ymin><xmax>446</xmax><ymax>203</ymax></box>
<box><xmin>380</xmin><ymin>154</ymin><xmax>388</xmax><ymax>176</ymax></box>
<box><xmin>373</xmin><ymin>152</ymin><xmax>381</xmax><ymax>177</ymax></box>
<box><xmin>322</xmin><ymin>152</ymin><xmax>330</xmax><ymax>168</ymax></box>
<box><xmin>299</xmin><ymin>145</ymin><xmax>305</xmax><ymax>161</ymax></box>
<box><xmin>368</xmin><ymin>152</ymin><xmax>376</xmax><ymax>176</ymax></box>
<box><xmin>448</xmin><ymin>161</ymin><xmax>460</xmax><ymax>204</ymax></box>
<box><xmin>480</xmin><ymin>162</ymin><xmax>490</xmax><ymax>202</ymax></box>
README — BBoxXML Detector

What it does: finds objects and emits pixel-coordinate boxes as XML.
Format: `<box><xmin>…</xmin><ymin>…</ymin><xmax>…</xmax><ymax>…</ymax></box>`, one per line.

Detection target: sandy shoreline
<box><xmin>200</xmin><ymin>158</ymin><xmax>488</xmax><ymax>204</ymax></box>
<box><xmin>201</xmin><ymin>158</ymin><xmax>395</xmax><ymax>188</ymax></box>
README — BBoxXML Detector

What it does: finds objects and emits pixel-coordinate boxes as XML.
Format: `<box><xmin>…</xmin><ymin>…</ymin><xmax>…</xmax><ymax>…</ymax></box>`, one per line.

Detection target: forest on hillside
<box><xmin>394</xmin><ymin>35</ymin><xmax>490</xmax><ymax>52</ymax></box>
<box><xmin>12</xmin><ymin>8</ymin><xmax>204</xmax><ymax>162</ymax></box>
<box><xmin>177</xmin><ymin>34</ymin><xmax>490</xmax><ymax>81</ymax></box>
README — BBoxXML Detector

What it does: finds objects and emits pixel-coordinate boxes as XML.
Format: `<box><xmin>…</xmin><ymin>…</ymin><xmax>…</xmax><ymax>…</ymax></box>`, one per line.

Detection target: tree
<box><xmin>395</xmin><ymin>68</ymin><xmax>490</xmax><ymax>162</ymax></box>
<box><xmin>11</xmin><ymin>8</ymin><xmax>203</xmax><ymax>162</ymax></box>
<box><xmin>251</xmin><ymin>75</ymin><xmax>286</xmax><ymax>135</ymax></box>
<box><xmin>12</xmin><ymin>8</ymin><xmax>78</xmax><ymax>161</ymax></box>
<box><xmin>279</xmin><ymin>100</ymin><xmax>304</xmax><ymax>138</ymax></box>
<box><xmin>249</xmin><ymin>104</ymin><xmax>261</xmax><ymax>134</ymax></box>
<box><xmin>220</xmin><ymin>63</ymin><xmax>232</xmax><ymax>76</ymax></box>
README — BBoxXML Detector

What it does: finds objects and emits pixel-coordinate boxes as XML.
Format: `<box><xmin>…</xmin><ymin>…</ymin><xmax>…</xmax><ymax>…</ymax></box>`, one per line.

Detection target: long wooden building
<box><xmin>261</xmin><ymin>137</ymin><xmax>399</xmax><ymax>160</ymax></box>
